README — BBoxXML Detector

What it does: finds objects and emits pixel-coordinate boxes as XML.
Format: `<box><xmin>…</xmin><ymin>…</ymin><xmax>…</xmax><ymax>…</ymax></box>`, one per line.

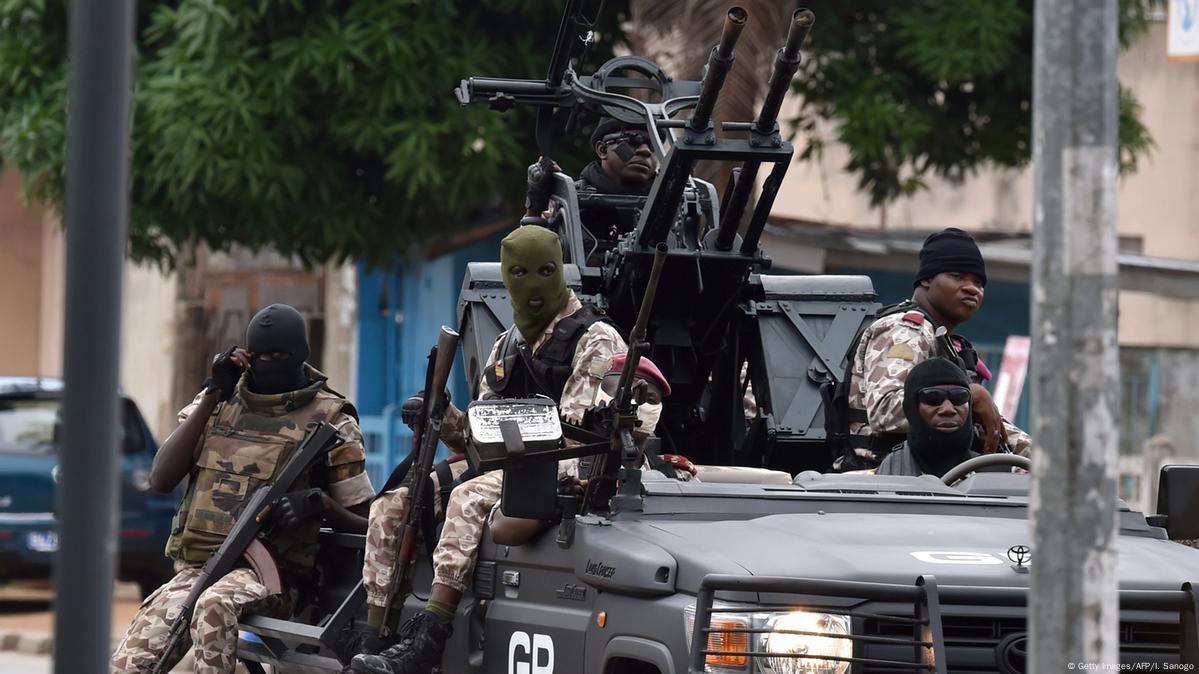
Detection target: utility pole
<box><xmin>1030</xmin><ymin>0</ymin><xmax>1120</xmax><ymax>670</ymax></box>
<box><xmin>54</xmin><ymin>1</ymin><xmax>134</xmax><ymax>672</ymax></box>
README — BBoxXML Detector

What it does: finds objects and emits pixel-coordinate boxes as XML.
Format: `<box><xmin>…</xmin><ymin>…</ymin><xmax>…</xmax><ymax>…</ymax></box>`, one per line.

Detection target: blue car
<box><xmin>0</xmin><ymin>377</ymin><xmax>176</xmax><ymax>596</ymax></box>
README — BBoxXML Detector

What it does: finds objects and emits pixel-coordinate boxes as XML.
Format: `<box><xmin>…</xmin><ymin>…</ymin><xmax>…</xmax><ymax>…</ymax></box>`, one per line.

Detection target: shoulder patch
<box><xmin>901</xmin><ymin>311</ymin><xmax>925</xmax><ymax>325</ymax></box>
<box><xmin>885</xmin><ymin>343</ymin><xmax>917</xmax><ymax>361</ymax></box>
<box><xmin>589</xmin><ymin>355</ymin><xmax>612</xmax><ymax>380</ymax></box>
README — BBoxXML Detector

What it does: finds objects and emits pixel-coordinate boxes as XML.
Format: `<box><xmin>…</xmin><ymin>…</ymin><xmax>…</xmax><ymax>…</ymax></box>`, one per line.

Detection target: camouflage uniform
<box><xmin>365</xmin><ymin>290</ymin><xmax>624</xmax><ymax>600</ymax></box>
<box><xmin>111</xmin><ymin>368</ymin><xmax>372</xmax><ymax>674</ymax></box>
<box><xmin>110</xmin><ymin>566</ymin><xmax>291</xmax><ymax>674</ymax></box>
<box><xmin>362</xmin><ymin>459</ymin><xmax>471</xmax><ymax>610</ymax></box>
<box><xmin>847</xmin><ymin>309</ymin><xmax>1032</xmax><ymax>467</ymax></box>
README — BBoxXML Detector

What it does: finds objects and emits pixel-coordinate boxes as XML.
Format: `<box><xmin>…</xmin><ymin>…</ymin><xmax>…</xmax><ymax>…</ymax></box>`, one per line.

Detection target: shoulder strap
<box><xmin>434</xmin><ymin>459</ymin><xmax>455</xmax><ymax>509</ymax></box>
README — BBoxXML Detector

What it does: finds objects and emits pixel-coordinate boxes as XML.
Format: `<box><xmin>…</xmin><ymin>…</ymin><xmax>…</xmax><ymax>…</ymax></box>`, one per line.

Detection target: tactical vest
<box><xmin>483</xmin><ymin>305</ymin><xmax>611</xmax><ymax>403</ymax></box>
<box><xmin>165</xmin><ymin>381</ymin><xmax>352</xmax><ymax>576</ymax></box>
<box><xmin>823</xmin><ymin>300</ymin><xmax>981</xmax><ymax>469</ymax></box>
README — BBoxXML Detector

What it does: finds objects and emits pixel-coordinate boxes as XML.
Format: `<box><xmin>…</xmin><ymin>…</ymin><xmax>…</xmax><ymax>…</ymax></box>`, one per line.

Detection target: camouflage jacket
<box><xmin>441</xmin><ymin>290</ymin><xmax>627</xmax><ymax>448</ymax></box>
<box><xmin>167</xmin><ymin>367</ymin><xmax>373</xmax><ymax>573</ymax></box>
<box><xmin>847</xmin><ymin>309</ymin><xmax>1032</xmax><ymax>465</ymax></box>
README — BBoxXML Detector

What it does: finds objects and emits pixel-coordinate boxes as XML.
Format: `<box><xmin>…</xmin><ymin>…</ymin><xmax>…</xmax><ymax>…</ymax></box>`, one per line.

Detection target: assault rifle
<box><xmin>582</xmin><ymin>243</ymin><xmax>668</xmax><ymax>513</ymax></box>
<box><xmin>151</xmin><ymin>421</ymin><xmax>344</xmax><ymax>674</ymax></box>
<box><xmin>378</xmin><ymin>326</ymin><xmax>460</xmax><ymax>637</ymax></box>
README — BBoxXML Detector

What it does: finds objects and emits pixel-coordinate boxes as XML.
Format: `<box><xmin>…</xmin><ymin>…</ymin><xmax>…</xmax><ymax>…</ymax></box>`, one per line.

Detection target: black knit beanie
<box><xmin>590</xmin><ymin>116</ymin><xmax>647</xmax><ymax>147</ymax></box>
<box><xmin>914</xmin><ymin>227</ymin><xmax>987</xmax><ymax>288</ymax></box>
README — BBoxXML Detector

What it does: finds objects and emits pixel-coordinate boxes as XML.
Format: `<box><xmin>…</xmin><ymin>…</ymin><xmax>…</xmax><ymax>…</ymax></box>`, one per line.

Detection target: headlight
<box><xmin>685</xmin><ymin>605</ymin><xmax>852</xmax><ymax>674</ymax></box>
<box><xmin>760</xmin><ymin>611</ymin><xmax>852</xmax><ymax>674</ymax></box>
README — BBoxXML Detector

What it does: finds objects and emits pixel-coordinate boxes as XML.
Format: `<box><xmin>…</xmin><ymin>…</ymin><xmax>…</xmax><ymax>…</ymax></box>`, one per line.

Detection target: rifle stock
<box><xmin>379</xmin><ymin>326</ymin><xmax>461</xmax><ymax>637</ymax></box>
<box><xmin>151</xmin><ymin>422</ymin><xmax>343</xmax><ymax>674</ymax></box>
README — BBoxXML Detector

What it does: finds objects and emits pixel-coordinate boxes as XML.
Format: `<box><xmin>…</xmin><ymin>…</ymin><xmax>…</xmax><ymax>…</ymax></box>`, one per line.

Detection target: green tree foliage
<box><xmin>0</xmin><ymin>0</ymin><xmax>626</xmax><ymax>264</ymax></box>
<box><xmin>791</xmin><ymin>0</ymin><xmax>1161</xmax><ymax>206</ymax></box>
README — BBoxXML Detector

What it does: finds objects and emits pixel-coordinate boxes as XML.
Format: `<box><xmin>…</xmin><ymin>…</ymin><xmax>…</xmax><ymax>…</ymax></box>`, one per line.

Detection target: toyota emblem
<box><xmin>1006</xmin><ymin>545</ymin><xmax>1032</xmax><ymax>567</ymax></box>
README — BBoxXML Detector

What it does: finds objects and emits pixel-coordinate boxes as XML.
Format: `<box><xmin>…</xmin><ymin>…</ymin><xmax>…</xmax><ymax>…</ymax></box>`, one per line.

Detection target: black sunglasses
<box><xmin>917</xmin><ymin>386</ymin><xmax>970</xmax><ymax>407</ymax></box>
<box><xmin>602</xmin><ymin>130</ymin><xmax>651</xmax><ymax>148</ymax></box>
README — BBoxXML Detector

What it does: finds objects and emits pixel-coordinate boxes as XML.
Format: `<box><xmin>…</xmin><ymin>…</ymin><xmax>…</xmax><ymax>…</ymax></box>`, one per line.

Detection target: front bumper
<box><xmin>687</xmin><ymin>575</ymin><xmax>1199</xmax><ymax>673</ymax></box>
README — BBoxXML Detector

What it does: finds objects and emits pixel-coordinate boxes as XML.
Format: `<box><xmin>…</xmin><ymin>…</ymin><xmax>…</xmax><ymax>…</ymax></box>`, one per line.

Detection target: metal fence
<box><xmin>360</xmin><ymin>408</ymin><xmax>454</xmax><ymax>489</ymax></box>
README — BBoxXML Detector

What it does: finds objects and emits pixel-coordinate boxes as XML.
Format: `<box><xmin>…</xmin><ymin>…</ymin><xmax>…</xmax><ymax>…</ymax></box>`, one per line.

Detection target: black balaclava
<box><xmin>245</xmin><ymin>304</ymin><xmax>310</xmax><ymax>395</ymax></box>
<box><xmin>902</xmin><ymin>358</ymin><xmax>975</xmax><ymax>477</ymax></box>
<box><xmin>914</xmin><ymin>227</ymin><xmax>987</xmax><ymax>288</ymax></box>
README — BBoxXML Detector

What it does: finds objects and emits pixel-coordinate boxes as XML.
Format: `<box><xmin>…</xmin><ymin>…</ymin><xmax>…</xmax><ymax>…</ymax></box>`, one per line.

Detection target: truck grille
<box><xmin>862</xmin><ymin>614</ymin><xmax>1181</xmax><ymax>672</ymax></box>
<box><xmin>687</xmin><ymin>575</ymin><xmax>1198</xmax><ymax>674</ymax></box>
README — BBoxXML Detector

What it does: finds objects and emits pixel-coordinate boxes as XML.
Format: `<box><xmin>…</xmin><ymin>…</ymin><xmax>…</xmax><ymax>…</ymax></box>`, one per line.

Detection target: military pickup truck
<box><xmin>236</xmin><ymin>451</ymin><xmax>1199</xmax><ymax>674</ymax></box>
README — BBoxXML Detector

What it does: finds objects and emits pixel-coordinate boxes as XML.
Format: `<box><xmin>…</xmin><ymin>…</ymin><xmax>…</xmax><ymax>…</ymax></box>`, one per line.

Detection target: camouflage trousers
<box><xmin>432</xmin><ymin>458</ymin><xmax>577</xmax><ymax>593</ymax></box>
<box><xmin>110</xmin><ymin>565</ymin><xmax>290</xmax><ymax>674</ymax></box>
<box><xmin>363</xmin><ymin>460</ymin><xmax>470</xmax><ymax>608</ymax></box>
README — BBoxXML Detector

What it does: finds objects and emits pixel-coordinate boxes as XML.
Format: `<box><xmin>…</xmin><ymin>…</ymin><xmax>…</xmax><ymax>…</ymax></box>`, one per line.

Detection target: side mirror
<box><xmin>1155</xmin><ymin>465</ymin><xmax>1199</xmax><ymax>540</ymax></box>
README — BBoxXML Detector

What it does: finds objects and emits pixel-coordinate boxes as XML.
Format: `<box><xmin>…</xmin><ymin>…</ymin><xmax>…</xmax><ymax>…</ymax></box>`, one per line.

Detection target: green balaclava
<box><xmin>501</xmin><ymin>225</ymin><xmax>570</xmax><ymax>342</ymax></box>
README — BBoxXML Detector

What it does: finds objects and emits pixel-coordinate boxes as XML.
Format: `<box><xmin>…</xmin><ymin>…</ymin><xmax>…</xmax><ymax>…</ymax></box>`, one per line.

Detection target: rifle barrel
<box><xmin>615</xmin><ymin>244</ymin><xmax>669</xmax><ymax>402</ymax></box>
<box><xmin>714</xmin><ymin>9</ymin><xmax>815</xmax><ymax>252</ymax></box>
<box><xmin>754</xmin><ymin>9</ymin><xmax>814</xmax><ymax>136</ymax></box>
<box><xmin>546</xmin><ymin>0</ymin><xmax>582</xmax><ymax>87</ymax></box>
<box><xmin>688</xmin><ymin>7</ymin><xmax>748</xmax><ymax>134</ymax></box>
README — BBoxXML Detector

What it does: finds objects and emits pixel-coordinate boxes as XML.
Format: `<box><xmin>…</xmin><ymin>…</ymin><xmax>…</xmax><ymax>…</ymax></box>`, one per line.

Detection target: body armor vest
<box><xmin>166</xmin><ymin>379</ymin><xmax>352</xmax><ymax>576</ymax></box>
<box><xmin>483</xmin><ymin>305</ymin><xmax>610</xmax><ymax>402</ymax></box>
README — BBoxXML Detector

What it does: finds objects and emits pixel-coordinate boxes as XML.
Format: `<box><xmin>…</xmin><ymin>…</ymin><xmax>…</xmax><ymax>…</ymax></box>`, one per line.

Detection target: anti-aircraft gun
<box><xmin>456</xmin><ymin>3</ymin><xmax>879</xmax><ymax>474</ymax></box>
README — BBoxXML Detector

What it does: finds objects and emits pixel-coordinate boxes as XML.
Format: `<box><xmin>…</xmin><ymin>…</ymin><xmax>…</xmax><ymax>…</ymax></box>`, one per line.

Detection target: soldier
<box><xmin>110</xmin><ymin>304</ymin><xmax>373</xmax><ymax>674</ymax></box>
<box><xmin>490</xmin><ymin>353</ymin><xmax>679</xmax><ymax>545</ymax></box>
<box><xmin>352</xmin><ymin>354</ymin><xmax>678</xmax><ymax>674</ymax></box>
<box><xmin>350</xmin><ymin>224</ymin><xmax>627</xmax><ymax>668</ymax></box>
<box><xmin>876</xmin><ymin>358</ymin><xmax>979</xmax><ymax>478</ymax></box>
<box><xmin>840</xmin><ymin>227</ymin><xmax>1031</xmax><ymax>471</ymax></box>
<box><xmin>525</xmin><ymin>116</ymin><xmax>660</xmax><ymax>263</ymax></box>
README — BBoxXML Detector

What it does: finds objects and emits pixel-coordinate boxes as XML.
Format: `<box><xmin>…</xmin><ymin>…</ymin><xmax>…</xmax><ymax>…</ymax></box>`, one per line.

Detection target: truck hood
<box><xmin>640</xmin><ymin>510</ymin><xmax>1199</xmax><ymax>592</ymax></box>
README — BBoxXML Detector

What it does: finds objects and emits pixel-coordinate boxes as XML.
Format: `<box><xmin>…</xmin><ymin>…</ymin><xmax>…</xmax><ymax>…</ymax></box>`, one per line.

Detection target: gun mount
<box><xmin>455</xmin><ymin>5</ymin><xmax>880</xmax><ymax>474</ymax></box>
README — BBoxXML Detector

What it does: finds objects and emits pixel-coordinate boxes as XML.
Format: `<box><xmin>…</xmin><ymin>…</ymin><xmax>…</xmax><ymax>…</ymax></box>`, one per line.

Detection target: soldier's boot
<box><xmin>350</xmin><ymin>610</ymin><xmax>452</xmax><ymax>674</ymax></box>
<box><xmin>340</xmin><ymin>629</ymin><xmax>397</xmax><ymax>673</ymax></box>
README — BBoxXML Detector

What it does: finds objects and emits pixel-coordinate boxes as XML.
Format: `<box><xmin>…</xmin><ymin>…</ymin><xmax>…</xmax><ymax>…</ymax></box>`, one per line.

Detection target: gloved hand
<box><xmin>524</xmin><ymin>156</ymin><xmax>561</xmax><ymax>213</ymax></box>
<box><xmin>270</xmin><ymin>488</ymin><xmax>325</xmax><ymax>531</ymax></box>
<box><xmin>399</xmin><ymin>389</ymin><xmax>451</xmax><ymax>430</ymax></box>
<box><xmin>661</xmin><ymin>454</ymin><xmax>698</xmax><ymax>477</ymax></box>
<box><xmin>206</xmin><ymin>346</ymin><xmax>249</xmax><ymax>402</ymax></box>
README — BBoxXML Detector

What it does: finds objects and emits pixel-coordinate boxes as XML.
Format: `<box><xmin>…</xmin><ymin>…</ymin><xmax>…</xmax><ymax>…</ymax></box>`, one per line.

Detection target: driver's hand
<box><xmin>969</xmin><ymin>384</ymin><xmax>1008</xmax><ymax>454</ymax></box>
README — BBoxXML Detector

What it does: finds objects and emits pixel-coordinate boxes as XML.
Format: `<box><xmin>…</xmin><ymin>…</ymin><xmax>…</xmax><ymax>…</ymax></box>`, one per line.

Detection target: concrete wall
<box><xmin>0</xmin><ymin>171</ymin><xmax>47</xmax><ymax>375</ymax></box>
<box><xmin>322</xmin><ymin>262</ymin><xmax>357</xmax><ymax>397</ymax></box>
<box><xmin>118</xmin><ymin>263</ymin><xmax>179</xmax><ymax>440</ymax></box>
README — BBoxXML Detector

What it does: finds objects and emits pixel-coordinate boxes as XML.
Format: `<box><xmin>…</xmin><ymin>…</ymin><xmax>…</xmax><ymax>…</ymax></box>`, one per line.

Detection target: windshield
<box><xmin>0</xmin><ymin>397</ymin><xmax>146</xmax><ymax>456</ymax></box>
<box><xmin>0</xmin><ymin>399</ymin><xmax>60</xmax><ymax>455</ymax></box>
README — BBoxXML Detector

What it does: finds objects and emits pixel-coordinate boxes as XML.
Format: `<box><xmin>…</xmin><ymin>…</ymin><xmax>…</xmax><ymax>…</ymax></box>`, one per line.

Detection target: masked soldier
<box><xmin>350</xmin><ymin>225</ymin><xmax>627</xmax><ymax>671</ymax></box>
<box><xmin>838</xmin><ymin>228</ymin><xmax>1031</xmax><ymax>471</ymax></box>
<box><xmin>876</xmin><ymin>358</ymin><xmax>980</xmax><ymax>478</ymax></box>
<box><xmin>111</xmin><ymin>304</ymin><xmax>373</xmax><ymax>674</ymax></box>
<box><xmin>352</xmin><ymin>353</ymin><xmax>678</xmax><ymax>674</ymax></box>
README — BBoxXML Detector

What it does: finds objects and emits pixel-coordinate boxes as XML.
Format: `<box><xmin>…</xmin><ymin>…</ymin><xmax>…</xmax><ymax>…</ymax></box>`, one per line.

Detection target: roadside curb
<box><xmin>0</xmin><ymin>630</ymin><xmax>53</xmax><ymax>656</ymax></box>
<box><xmin>0</xmin><ymin>630</ymin><xmax>197</xmax><ymax>670</ymax></box>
